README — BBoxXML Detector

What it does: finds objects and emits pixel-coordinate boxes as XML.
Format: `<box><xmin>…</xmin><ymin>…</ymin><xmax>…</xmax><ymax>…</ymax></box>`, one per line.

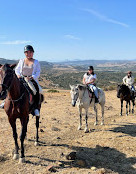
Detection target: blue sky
<box><xmin>0</xmin><ymin>0</ymin><xmax>136</xmax><ymax>62</ymax></box>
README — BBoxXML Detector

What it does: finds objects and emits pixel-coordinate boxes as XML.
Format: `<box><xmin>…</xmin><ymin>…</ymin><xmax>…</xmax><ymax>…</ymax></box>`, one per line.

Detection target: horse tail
<box><xmin>40</xmin><ymin>94</ymin><xmax>44</xmax><ymax>103</ymax></box>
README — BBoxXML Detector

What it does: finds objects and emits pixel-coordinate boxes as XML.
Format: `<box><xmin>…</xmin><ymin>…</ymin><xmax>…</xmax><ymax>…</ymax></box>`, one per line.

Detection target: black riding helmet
<box><xmin>24</xmin><ymin>45</ymin><xmax>34</xmax><ymax>53</ymax></box>
<box><xmin>88</xmin><ymin>66</ymin><xmax>94</xmax><ymax>70</ymax></box>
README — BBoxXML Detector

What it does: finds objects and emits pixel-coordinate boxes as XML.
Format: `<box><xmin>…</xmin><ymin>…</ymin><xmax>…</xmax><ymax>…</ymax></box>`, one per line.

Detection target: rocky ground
<box><xmin>0</xmin><ymin>90</ymin><xmax>136</xmax><ymax>174</ymax></box>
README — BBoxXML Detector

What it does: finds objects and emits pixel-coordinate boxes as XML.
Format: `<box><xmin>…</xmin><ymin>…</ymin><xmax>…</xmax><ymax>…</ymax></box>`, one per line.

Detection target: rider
<box><xmin>83</xmin><ymin>66</ymin><xmax>99</xmax><ymax>103</ymax></box>
<box><xmin>123</xmin><ymin>71</ymin><xmax>135</xmax><ymax>93</ymax></box>
<box><xmin>14</xmin><ymin>45</ymin><xmax>42</xmax><ymax>116</ymax></box>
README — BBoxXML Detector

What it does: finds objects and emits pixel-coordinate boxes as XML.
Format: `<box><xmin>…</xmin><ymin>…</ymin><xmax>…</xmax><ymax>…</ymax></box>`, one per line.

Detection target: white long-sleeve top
<box><xmin>123</xmin><ymin>75</ymin><xmax>134</xmax><ymax>87</ymax></box>
<box><xmin>15</xmin><ymin>59</ymin><xmax>41</xmax><ymax>82</ymax></box>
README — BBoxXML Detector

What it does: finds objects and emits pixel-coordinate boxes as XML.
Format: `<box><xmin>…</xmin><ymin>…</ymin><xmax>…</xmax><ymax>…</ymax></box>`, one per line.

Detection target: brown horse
<box><xmin>117</xmin><ymin>84</ymin><xmax>135</xmax><ymax>116</ymax></box>
<box><xmin>0</xmin><ymin>64</ymin><xmax>44</xmax><ymax>163</ymax></box>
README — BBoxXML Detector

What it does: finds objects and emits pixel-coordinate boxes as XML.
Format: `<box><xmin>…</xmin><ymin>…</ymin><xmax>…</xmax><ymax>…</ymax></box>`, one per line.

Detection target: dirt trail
<box><xmin>0</xmin><ymin>90</ymin><xmax>136</xmax><ymax>174</ymax></box>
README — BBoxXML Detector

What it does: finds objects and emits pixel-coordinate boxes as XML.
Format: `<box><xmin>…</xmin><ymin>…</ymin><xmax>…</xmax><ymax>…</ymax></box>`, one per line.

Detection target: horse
<box><xmin>0</xmin><ymin>64</ymin><xmax>44</xmax><ymax>163</ymax></box>
<box><xmin>117</xmin><ymin>84</ymin><xmax>135</xmax><ymax>116</ymax></box>
<box><xmin>70</xmin><ymin>84</ymin><xmax>105</xmax><ymax>133</ymax></box>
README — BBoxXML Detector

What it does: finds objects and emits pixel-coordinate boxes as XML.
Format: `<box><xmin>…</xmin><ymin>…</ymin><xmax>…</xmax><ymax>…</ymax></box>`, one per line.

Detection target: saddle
<box><xmin>19</xmin><ymin>78</ymin><xmax>39</xmax><ymax>112</ymax></box>
<box><xmin>87</xmin><ymin>85</ymin><xmax>99</xmax><ymax>103</ymax></box>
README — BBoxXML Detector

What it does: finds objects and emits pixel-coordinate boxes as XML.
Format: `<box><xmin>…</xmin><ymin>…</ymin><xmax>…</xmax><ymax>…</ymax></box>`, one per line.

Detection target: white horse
<box><xmin>70</xmin><ymin>84</ymin><xmax>105</xmax><ymax>133</ymax></box>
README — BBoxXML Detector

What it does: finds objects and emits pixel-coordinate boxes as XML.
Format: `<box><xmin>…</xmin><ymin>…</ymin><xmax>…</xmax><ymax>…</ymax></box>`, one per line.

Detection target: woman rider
<box><xmin>83</xmin><ymin>66</ymin><xmax>99</xmax><ymax>103</ymax></box>
<box><xmin>123</xmin><ymin>71</ymin><xmax>135</xmax><ymax>92</ymax></box>
<box><xmin>15</xmin><ymin>45</ymin><xmax>42</xmax><ymax>116</ymax></box>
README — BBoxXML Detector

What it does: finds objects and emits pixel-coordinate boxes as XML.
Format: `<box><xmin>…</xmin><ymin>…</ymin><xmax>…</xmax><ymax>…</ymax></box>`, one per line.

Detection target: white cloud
<box><xmin>82</xmin><ymin>8</ymin><xmax>129</xmax><ymax>28</ymax></box>
<box><xmin>0</xmin><ymin>40</ymin><xmax>31</xmax><ymax>45</ymax></box>
<box><xmin>64</xmin><ymin>34</ymin><xmax>81</xmax><ymax>40</ymax></box>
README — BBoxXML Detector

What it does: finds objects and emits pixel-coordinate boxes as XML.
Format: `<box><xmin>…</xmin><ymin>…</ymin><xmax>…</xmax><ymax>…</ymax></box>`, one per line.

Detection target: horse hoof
<box><xmin>84</xmin><ymin>129</ymin><xmax>89</xmax><ymax>133</ymax></box>
<box><xmin>19</xmin><ymin>157</ymin><xmax>25</xmax><ymax>164</ymax></box>
<box><xmin>126</xmin><ymin>114</ymin><xmax>128</xmax><ymax>116</ymax></box>
<box><xmin>13</xmin><ymin>154</ymin><xmax>19</xmax><ymax>160</ymax></box>
<box><xmin>78</xmin><ymin>126</ymin><xmax>81</xmax><ymax>130</ymax></box>
<box><xmin>34</xmin><ymin>142</ymin><xmax>39</xmax><ymax>146</ymax></box>
<box><xmin>94</xmin><ymin>122</ymin><xmax>98</xmax><ymax>126</ymax></box>
<box><xmin>101</xmin><ymin>122</ymin><xmax>104</xmax><ymax>126</ymax></box>
<box><xmin>120</xmin><ymin>113</ymin><xmax>122</xmax><ymax>116</ymax></box>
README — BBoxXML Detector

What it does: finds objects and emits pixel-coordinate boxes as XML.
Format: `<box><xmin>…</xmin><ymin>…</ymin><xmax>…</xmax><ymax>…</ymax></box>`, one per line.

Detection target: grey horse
<box><xmin>70</xmin><ymin>84</ymin><xmax>105</xmax><ymax>133</ymax></box>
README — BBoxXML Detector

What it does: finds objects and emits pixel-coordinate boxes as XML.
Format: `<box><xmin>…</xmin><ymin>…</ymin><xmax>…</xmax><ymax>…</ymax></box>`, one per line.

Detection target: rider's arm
<box><xmin>123</xmin><ymin>76</ymin><xmax>126</xmax><ymax>84</ymax></box>
<box><xmin>32</xmin><ymin>60</ymin><xmax>41</xmax><ymax>81</ymax></box>
<box><xmin>83</xmin><ymin>77</ymin><xmax>86</xmax><ymax>84</ymax></box>
<box><xmin>15</xmin><ymin>59</ymin><xmax>23</xmax><ymax>78</ymax></box>
<box><xmin>86</xmin><ymin>78</ymin><xmax>95</xmax><ymax>85</ymax></box>
<box><xmin>130</xmin><ymin>76</ymin><xmax>134</xmax><ymax>85</ymax></box>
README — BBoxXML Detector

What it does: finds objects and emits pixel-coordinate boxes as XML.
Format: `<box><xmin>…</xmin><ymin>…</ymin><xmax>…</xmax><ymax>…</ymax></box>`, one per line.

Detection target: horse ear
<box><xmin>9</xmin><ymin>64</ymin><xmax>17</xmax><ymax>70</ymax></box>
<box><xmin>78</xmin><ymin>85</ymin><xmax>83</xmax><ymax>90</ymax></box>
<box><xmin>0</xmin><ymin>64</ymin><xmax>2</xmax><ymax>68</ymax></box>
<box><xmin>69</xmin><ymin>84</ymin><xmax>72</xmax><ymax>89</ymax></box>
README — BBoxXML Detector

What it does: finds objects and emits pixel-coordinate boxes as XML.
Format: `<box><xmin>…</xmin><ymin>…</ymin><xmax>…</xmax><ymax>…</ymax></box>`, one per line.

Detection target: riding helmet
<box><xmin>88</xmin><ymin>66</ymin><xmax>94</xmax><ymax>70</ymax></box>
<box><xmin>128</xmin><ymin>71</ymin><xmax>132</xmax><ymax>74</ymax></box>
<box><xmin>24</xmin><ymin>45</ymin><xmax>34</xmax><ymax>53</ymax></box>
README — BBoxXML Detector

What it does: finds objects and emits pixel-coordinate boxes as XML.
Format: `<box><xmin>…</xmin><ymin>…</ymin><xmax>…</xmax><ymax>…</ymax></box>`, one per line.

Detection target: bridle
<box><xmin>0</xmin><ymin>70</ymin><xmax>25</xmax><ymax>102</ymax></box>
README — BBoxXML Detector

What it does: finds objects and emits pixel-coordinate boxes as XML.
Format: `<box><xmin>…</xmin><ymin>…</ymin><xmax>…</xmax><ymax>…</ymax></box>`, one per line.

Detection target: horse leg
<box><xmin>128</xmin><ymin>101</ymin><xmax>131</xmax><ymax>114</ymax></box>
<box><xmin>120</xmin><ymin>100</ymin><xmax>123</xmax><ymax>116</ymax></box>
<box><xmin>9</xmin><ymin>119</ymin><xmax>19</xmax><ymax>160</ymax></box>
<box><xmin>132</xmin><ymin>100</ymin><xmax>135</xmax><ymax>114</ymax></box>
<box><xmin>78</xmin><ymin>107</ymin><xmax>82</xmax><ymax>130</ymax></box>
<box><xmin>84</xmin><ymin>109</ymin><xmax>89</xmax><ymax>133</ymax></box>
<box><xmin>126</xmin><ymin>101</ymin><xmax>128</xmax><ymax>116</ymax></box>
<box><xmin>94</xmin><ymin>105</ymin><xmax>98</xmax><ymax>125</ymax></box>
<box><xmin>101</xmin><ymin>104</ymin><xmax>104</xmax><ymax>125</ymax></box>
<box><xmin>34</xmin><ymin>116</ymin><xmax>39</xmax><ymax>146</ymax></box>
<box><xmin>19</xmin><ymin>117</ymin><xmax>28</xmax><ymax>163</ymax></box>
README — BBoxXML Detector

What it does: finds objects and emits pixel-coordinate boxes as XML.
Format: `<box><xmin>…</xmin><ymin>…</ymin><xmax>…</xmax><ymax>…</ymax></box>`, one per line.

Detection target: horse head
<box><xmin>0</xmin><ymin>64</ymin><xmax>16</xmax><ymax>99</ymax></box>
<box><xmin>70</xmin><ymin>84</ymin><xmax>79</xmax><ymax>107</ymax></box>
<box><xmin>117</xmin><ymin>84</ymin><xmax>130</xmax><ymax>98</ymax></box>
<box><xmin>70</xmin><ymin>84</ymin><xmax>87</xmax><ymax>107</ymax></box>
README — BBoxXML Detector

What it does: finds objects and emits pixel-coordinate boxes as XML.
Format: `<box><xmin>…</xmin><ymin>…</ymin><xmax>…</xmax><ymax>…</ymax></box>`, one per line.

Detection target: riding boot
<box><xmin>95</xmin><ymin>97</ymin><xmax>99</xmax><ymax>103</ymax></box>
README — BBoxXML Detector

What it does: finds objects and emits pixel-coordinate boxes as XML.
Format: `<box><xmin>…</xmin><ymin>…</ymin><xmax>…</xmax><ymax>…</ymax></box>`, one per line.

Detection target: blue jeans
<box><xmin>88</xmin><ymin>84</ymin><xmax>98</xmax><ymax>98</ymax></box>
<box><xmin>131</xmin><ymin>86</ymin><xmax>135</xmax><ymax>91</ymax></box>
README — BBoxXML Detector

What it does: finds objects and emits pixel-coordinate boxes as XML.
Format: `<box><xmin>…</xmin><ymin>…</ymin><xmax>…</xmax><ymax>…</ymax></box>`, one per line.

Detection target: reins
<box><xmin>0</xmin><ymin>74</ymin><xmax>26</xmax><ymax>103</ymax></box>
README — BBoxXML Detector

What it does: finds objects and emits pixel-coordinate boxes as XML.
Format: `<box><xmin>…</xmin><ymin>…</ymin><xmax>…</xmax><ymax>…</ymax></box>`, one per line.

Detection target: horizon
<box><xmin>0</xmin><ymin>0</ymin><xmax>136</xmax><ymax>62</ymax></box>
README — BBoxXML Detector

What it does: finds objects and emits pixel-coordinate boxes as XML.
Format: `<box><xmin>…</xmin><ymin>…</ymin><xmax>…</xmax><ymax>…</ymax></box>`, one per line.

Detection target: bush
<box><xmin>47</xmin><ymin>89</ymin><xmax>59</xmax><ymax>93</ymax></box>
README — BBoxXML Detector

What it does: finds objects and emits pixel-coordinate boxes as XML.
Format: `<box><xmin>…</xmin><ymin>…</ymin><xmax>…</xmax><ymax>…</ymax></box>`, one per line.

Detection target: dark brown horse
<box><xmin>117</xmin><ymin>84</ymin><xmax>135</xmax><ymax>116</ymax></box>
<box><xmin>0</xmin><ymin>64</ymin><xmax>44</xmax><ymax>163</ymax></box>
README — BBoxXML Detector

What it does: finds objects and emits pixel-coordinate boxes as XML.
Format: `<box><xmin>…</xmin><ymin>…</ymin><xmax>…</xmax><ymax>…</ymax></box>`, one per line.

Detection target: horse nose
<box><xmin>71</xmin><ymin>101</ymin><xmax>76</xmax><ymax>107</ymax></box>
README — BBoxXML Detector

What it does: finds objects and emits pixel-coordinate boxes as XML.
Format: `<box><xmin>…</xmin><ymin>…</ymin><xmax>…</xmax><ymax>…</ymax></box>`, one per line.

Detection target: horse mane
<box><xmin>77</xmin><ymin>84</ymin><xmax>87</xmax><ymax>91</ymax></box>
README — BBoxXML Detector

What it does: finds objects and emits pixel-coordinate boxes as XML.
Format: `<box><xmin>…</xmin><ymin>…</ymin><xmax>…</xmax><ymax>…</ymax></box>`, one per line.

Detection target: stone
<box><xmin>40</xmin><ymin>128</ymin><xmax>44</xmax><ymax>132</ymax></box>
<box><xmin>99</xmin><ymin>168</ymin><xmax>106</xmax><ymax>174</ymax></box>
<box><xmin>46</xmin><ymin>165</ymin><xmax>57</xmax><ymax>172</ymax></box>
<box><xmin>91</xmin><ymin>166</ymin><xmax>97</xmax><ymax>171</ymax></box>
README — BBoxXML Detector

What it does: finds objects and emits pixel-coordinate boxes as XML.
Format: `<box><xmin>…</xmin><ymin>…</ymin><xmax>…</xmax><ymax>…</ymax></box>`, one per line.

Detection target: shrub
<box><xmin>47</xmin><ymin>89</ymin><xmax>59</xmax><ymax>93</ymax></box>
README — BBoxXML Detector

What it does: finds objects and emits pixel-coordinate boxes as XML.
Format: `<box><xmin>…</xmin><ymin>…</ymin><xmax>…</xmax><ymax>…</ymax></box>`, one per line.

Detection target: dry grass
<box><xmin>0</xmin><ymin>90</ymin><xmax>136</xmax><ymax>174</ymax></box>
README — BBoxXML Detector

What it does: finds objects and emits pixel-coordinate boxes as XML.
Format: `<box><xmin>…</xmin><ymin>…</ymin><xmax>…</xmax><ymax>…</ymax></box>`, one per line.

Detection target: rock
<box><xmin>60</xmin><ymin>152</ymin><xmax>64</xmax><ymax>157</ymax></box>
<box><xmin>99</xmin><ymin>168</ymin><xmax>106</xmax><ymax>174</ymax></box>
<box><xmin>46</xmin><ymin>165</ymin><xmax>57</xmax><ymax>172</ymax></box>
<box><xmin>91</xmin><ymin>166</ymin><xmax>97</xmax><ymax>171</ymax></box>
<box><xmin>51</xmin><ymin>127</ymin><xmax>60</xmax><ymax>131</ymax></box>
<box><xmin>40</xmin><ymin>128</ymin><xmax>44</xmax><ymax>132</ymax></box>
<box><xmin>58</xmin><ymin>161</ymin><xmax>64</xmax><ymax>167</ymax></box>
<box><xmin>76</xmin><ymin>159</ymin><xmax>86</xmax><ymax>167</ymax></box>
<box><xmin>57</xmin><ymin>137</ymin><xmax>61</xmax><ymax>140</ymax></box>
<box><xmin>66</xmin><ymin>152</ymin><xmax>76</xmax><ymax>160</ymax></box>
<box><xmin>112</xmin><ymin>119</ymin><xmax>116</xmax><ymax>122</ymax></box>
<box><xmin>44</xmin><ymin>101</ymin><xmax>47</xmax><ymax>103</ymax></box>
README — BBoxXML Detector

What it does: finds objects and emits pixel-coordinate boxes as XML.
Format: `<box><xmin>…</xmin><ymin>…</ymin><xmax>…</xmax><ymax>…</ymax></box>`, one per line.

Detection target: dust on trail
<box><xmin>0</xmin><ymin>90</ymin><xmax>136</xmax><ymax>174</ymax></box>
